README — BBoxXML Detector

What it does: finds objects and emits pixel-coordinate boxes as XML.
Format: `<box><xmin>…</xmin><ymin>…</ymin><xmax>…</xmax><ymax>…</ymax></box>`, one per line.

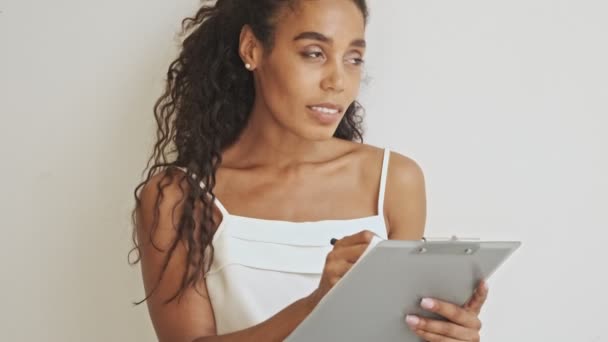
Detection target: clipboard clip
<box><xmin>421</xmin><ymin>235</ymin><xmax>480</xmax><ymax>242</ymax></box>
<box><xmin>418</xmin><ymin>236</ymin><xmax>481</xmax><ymax>255</ymax></box>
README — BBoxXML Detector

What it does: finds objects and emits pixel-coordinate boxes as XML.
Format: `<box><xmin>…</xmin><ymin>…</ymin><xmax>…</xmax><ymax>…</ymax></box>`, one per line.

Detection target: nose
<box><xmin>320</xmin><ymin>59</ymin><xmax>345</xmax><ymax>93</ymax></box>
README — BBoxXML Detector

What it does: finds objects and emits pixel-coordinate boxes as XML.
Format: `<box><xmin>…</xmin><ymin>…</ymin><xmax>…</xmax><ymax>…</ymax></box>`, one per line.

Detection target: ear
<box><xmin>239</xmin><ymin>25</ymin><xmax>263</xmax><ymax>71</ymax></box>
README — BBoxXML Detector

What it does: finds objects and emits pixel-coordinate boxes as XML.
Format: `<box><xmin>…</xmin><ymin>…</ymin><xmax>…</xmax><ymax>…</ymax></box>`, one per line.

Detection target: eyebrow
<box><xmin>293</xmin><ymin>31</ymin><xmax>366</xmax><ymax>48</ymax></box>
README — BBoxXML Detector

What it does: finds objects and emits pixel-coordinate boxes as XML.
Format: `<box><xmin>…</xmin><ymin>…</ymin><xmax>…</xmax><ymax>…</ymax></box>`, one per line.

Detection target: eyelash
<box><xmin>303</xmin><ymin>52</ymin><xmax>365</xmax><ymax>66</ymax></box>
<box><xmin>350</xmin><ymin>57</ymin><xmax>366</xmax><ymax>66</ymax></box>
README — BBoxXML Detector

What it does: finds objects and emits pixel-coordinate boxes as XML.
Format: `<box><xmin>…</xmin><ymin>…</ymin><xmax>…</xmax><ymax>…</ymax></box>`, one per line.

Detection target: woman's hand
<box><xmin>308</xmin><ymin>230</ymin><xmax>374</xmax><ymax>304</ymax></box>
<box><xmin>405</xmin><ymin>281</ymin><xmax>489</xmax><ymax>342</ymax></box>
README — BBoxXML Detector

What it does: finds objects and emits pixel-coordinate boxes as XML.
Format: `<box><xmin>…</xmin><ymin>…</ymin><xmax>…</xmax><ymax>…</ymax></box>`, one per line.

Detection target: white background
<box><xmin>1</xmin><ymin>0</ymin><xmax>606</xmax><ymax>341</ymax></box>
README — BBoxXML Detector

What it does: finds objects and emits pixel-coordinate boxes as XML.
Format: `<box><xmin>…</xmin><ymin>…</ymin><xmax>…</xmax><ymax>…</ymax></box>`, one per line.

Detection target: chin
<box><xmin>301</xmin><ymin>126</ymin><xmax>340</xmax><ymax>141</ymax></box>
<box><xmin>279</xmin><ymin>112</ymin><xmax>343</xmax><ymax>141</ymax></box>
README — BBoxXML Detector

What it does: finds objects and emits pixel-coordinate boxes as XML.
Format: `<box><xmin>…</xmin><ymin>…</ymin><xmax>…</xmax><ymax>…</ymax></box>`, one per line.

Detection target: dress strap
<box><xmin>209</xmin><ymin>192</ymin><xmax>230</xmax><ymax>218</ymax></box>
<box><xmin>170</xmin><ymin>166</ymin><xmax>230</xmax><ymax>217</ymax></box>
<box><xmin>377</xmin><ymin>148</ymin><xmax>391</xmax><ymax>216</ymax></box>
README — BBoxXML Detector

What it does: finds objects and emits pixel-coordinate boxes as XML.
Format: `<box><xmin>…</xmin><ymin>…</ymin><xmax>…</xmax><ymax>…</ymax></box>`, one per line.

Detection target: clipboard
<box><xmin>285</xmin><ymin>237</ymin><xmax>521</xmax><ymax>342</ymax></box>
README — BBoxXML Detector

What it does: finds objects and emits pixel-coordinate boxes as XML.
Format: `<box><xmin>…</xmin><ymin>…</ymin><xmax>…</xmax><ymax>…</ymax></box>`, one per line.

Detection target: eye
<box><xmin>348</xmin><ymin>57</ymin><xmax>365</xmax><ymax>66</ymax></box>
<box><xmin>345</xmin><ymin>53</ymin><xmax>365</xmax><ymax>66</ymax></box>
<box><xmin>302</xmin><ymin>51</ymin><xmax>324</xmax><ymax>59</ymax></box>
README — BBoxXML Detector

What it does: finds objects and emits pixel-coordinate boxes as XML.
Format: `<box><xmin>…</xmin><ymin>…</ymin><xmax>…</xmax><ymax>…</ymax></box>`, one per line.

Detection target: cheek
<box><xmin>264</xmin><ymin>64</ymin><xmax>319</xmax><ymax>111</ymax></box>
<box><xmin>347</xmin><ymin>71</ymin><xmax>362</xmax><ymax>96</ymax></box>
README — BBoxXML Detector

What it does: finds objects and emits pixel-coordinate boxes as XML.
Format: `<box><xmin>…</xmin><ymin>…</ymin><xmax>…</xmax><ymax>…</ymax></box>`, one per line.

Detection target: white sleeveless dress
<box><xmin>194</xmin><ymin>148</ymin><xmax>391</xmax><ymax>334</ymax></box>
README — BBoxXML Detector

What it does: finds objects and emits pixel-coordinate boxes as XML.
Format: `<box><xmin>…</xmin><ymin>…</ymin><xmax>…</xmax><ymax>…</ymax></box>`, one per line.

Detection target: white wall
<box><xmin>363</xmin><ymin>1</ymin><xmax>608</xmax><ymax>340</ymax></box>
<box><xmin>1</xmin><ymin>0</ymin><xmax>605</xmax><ymax>341</ymax></box>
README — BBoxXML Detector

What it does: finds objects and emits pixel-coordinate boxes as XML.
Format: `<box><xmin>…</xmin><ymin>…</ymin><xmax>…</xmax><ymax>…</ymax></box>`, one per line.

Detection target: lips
<box><xmin>306</xmin><ymin>103</ymin><xmax>344</xmax><ymax>114</ymax></box>
<box><xmin>306</xmin><ymin>103</ymin><xmax>344</xmax><ymax>125</ymax></box>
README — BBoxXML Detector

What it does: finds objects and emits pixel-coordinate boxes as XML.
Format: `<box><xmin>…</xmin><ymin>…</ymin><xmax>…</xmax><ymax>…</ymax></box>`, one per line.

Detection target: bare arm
<box><xmin>137</xmin><ymin>172</ymin><xmax>218</xmax><ymax>342</ymax></box>
<box><xmin>383</xmin><ymin>152</ymin><xmax>427</xmax><ymax>240</ymax></box>
<box><xmin>192</xmin><ymin>294</ymin><xmax>319</xmax><ymax>342</ymax></box>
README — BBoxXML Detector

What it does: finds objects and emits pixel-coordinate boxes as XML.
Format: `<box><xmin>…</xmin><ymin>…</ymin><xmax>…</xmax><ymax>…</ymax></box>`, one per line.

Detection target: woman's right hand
<box><xmin>309</xmin><ymin>230</ymin><xmax>375</xmax><ymax>304</ymax></box>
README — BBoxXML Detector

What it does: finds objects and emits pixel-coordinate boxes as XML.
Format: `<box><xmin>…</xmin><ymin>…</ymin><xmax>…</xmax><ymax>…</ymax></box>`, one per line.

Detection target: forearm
<box><xmin>192</xmin><ymin>293</ymin><xmax>320</xmax><ymax>342</ymax></box>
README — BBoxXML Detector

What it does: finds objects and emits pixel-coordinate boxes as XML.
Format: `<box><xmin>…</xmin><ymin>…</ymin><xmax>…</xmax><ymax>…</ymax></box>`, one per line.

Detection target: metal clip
<box><xmin>421</xmin><ymin>236</ymin><xmax>480</xmax><ymax>242</ymax></box>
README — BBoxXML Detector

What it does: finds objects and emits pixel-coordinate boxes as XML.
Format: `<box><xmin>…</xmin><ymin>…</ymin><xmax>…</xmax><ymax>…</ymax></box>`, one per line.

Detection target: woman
<box><xmin>130</xmin><ymin>0</ymin><xmax>488</xmax><ymax>341</ymax></box>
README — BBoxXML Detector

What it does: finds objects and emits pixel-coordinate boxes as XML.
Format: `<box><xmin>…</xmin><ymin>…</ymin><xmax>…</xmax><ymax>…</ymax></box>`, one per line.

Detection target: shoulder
<box><xmin>348</xmin><ymin>143</ymin><xmax>425</xmax><ymax>205</ymax></box>
<box><xmin>137</xmin><ymin>168</ymin><xmax>198</xmax><ymax>246</ymax></box>
<box><xmin>338</xmin><ymin>140</ymin><xmax>385</xmax><ymax>168</ymax></box>
<box><xmin>139</xmin><ymin>168</ymin><xmax>191</xmax><ymax>216</ymax></box>
<box><xmin>344</xmin><ymin>142</ymin><xmax>423</xmax><ymax>185</ymax></box>
<box><xmin>140</xmin><ymin>168</ymin><xmax>187</xmax><ymax>199</ymax></box>
<box><xmin>383</xmin><ymin>149</ymin><xmax>427</xmax><ymax>240</ymax></box>
<box><xmin>386</xmin><ymin>151</ymin><xmax>425</xmax><ymax>192</ymax></box>
<box><xmin>339</xmin><ymin>142</ymin><xmax>426</xmax><ymax>239</ymax></box>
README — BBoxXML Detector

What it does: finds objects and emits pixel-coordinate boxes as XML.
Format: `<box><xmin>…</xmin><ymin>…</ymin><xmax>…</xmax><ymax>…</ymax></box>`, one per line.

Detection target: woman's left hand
<box><xmin>405</xmin><ymin>280</ymin><xmax>489</xmax><ymax>342</ymax></box>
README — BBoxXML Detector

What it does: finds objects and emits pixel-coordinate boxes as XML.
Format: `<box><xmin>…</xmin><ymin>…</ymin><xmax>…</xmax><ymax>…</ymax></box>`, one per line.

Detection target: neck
<box><xmin>223</xmin><ymin>100</ymin><xmax>338</xmax><ymax>169</ymax></box>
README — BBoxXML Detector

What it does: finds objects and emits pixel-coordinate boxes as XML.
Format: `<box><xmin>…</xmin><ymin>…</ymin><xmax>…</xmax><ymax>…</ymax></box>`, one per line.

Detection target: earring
<box><xmin>245</xmin><ymin>63</ymin><xmax>252</xmax><ymax>70</ymax></box>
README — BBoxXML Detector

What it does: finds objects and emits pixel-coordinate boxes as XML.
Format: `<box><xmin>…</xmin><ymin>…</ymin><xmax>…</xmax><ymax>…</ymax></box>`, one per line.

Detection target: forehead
<box><xmin>273</xmin><ymin>0</ymin><xmax>366</xmax><ymax>43</ymax></box>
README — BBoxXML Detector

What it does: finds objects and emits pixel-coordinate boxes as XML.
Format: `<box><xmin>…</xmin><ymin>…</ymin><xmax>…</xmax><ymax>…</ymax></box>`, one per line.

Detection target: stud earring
<box><xmin>245</xmin><ymin>63</ymin><xmax>252</xmax><ymax>70</ymax></box>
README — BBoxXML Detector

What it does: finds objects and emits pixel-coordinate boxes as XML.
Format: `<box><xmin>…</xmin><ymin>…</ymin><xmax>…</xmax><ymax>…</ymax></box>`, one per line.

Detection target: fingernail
<box><xmin>482</xmin><ymin>280</ymin><xmax>489</xmax><ymax>291</ymax></box>
<box><xmin>405</xmin><ymin>315</ymin><xmax>420</xmax><ymax>326</ymax></box>
<box><xmin>421</xmin><ymin>298</ymin><xmax>435</xmax><ymax>310</ymax></box>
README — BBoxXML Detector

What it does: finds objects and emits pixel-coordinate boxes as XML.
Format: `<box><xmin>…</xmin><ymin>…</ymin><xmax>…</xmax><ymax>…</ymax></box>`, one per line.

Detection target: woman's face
<box><xmin>252</xmin><ymin>0</ymin><xmax>366</xmax><ymax>141</ymax></box>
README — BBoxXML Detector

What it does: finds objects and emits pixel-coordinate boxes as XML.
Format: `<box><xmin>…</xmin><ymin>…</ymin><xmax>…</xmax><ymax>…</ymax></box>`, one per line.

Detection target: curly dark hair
<box><xmin>129</xmin><ymin>0</ymin><xmax>369</xmax><ymax>306</ymax></box>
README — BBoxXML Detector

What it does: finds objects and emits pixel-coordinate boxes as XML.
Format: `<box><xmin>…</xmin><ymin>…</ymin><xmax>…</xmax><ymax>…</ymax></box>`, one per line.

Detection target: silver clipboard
<box><xmin>286</xmin><ymin>237</ymin><xmax>521</xmax><ymax>342</ymax></box>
